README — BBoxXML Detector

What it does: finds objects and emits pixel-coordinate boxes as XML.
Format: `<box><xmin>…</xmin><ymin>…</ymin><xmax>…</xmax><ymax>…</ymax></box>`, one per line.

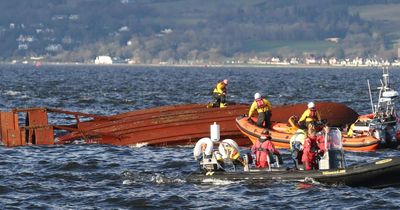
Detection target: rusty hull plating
<box><xmin>0</xmin><ymin>104</ymin><xmax>249</xmax><ymax>147</ymax></box>
<box><xmin>0</xmin><ymin>102</ymin><xmax>358</xmax><ymax>148</ymax></box>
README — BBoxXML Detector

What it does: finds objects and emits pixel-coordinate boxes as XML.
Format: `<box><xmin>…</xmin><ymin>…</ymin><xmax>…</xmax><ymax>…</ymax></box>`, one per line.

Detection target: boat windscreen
<box><xmin>325</xmin><ymin>127</ymin><xmax>342</xmax><ymax>150</ymax></box>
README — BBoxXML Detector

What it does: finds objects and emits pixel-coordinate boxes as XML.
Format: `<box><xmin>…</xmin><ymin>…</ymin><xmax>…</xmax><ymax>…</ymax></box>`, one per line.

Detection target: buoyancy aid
<box><xmin>256</xmin><ymin>98</ymin><xmax>266</xmax><ymax>108</ymax></box>
<box><xmin>299</xmin><ymin>108</ymin><xmax>320</xmax><ymax>123</ymax></box>
<box><xmin>309</xmin><ymin>108</ymin><xmax>318</xmax><ymax>121</ymax></box>
<box><xmin>248</xmin><ymin>98</ymin><xmax>271</xmax><ymax>117</ymax></box>
<box><xmin>256</xmin><ymin>98</ymin><xmax>269</xmax><ymax>112</ymax></box>
<box><xmin>252</xmin><ymin>140</ymin><xmax>279</xmax><ymax>168</ymax></box>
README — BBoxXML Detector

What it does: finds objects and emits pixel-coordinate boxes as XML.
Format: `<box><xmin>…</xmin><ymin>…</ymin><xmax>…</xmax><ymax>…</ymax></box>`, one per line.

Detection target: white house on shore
<box><xmin>95</xmin><ymin>56</ymin><xmax>113</xmax><ymax>64</ymax></box>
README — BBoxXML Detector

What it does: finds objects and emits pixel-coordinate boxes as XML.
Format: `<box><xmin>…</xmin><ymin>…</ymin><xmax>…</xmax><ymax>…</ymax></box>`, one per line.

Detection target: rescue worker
<box><xmin>213</xmin><ymin>150</ymin><xmax>225</xmax><ymax>169</ymax></box>
<box><xmin>248</xmin><ymin>92</ymin><xmax>272</xmax><ymax>128</ymax></box>
<box><xmin>221</xmin><ymin>142</ymin><xmax>244</xmax><ymax>166</ymax></box>
<box><xmin>289</xmin><ymin>128</ymin><xmax>307</xmax><ymax>169</ymax></box>
<box><xmin>298</xmin><ymin>102</ymin><xmax>321</xmax><ymax>129</ymax></box>
<box><xmin>346</xmin><ymin>123</ymin><xmax>355</xmax><ymax>137</ymax></box>
<box><xmin>301</xmin><ymin>126</ymin><xmax>325</xmax><ymax>170</ymax></box>
<box><xmin>251</xmin><ymin>131</ymin><xmax>282</xmax><ymax>168</ymax></box>
<box><xmin>211</xmin><ymin>79</ymin><xmax>228</xmax><ymax>108</ymax></box>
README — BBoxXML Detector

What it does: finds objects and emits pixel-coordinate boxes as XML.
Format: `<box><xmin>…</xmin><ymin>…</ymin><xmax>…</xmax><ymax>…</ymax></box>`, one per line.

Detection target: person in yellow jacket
<box><xmin>298</xmin><ymin>102</ymin><xmax>321</xmax><ymax>128</ymax></box>
<box><xmin>248</xmin><ymin>92</ymin><xmax>272</xmax><ymax>128</ymax></box>
<box><xmin>210</xmin><ymin>79</ymin><xmax>228</xmax><ymax>108</ymax></box>
<box><xmin>222</xmin><ymin>142</ymin><xmax>244</xmax><ymax>166</ymax></box>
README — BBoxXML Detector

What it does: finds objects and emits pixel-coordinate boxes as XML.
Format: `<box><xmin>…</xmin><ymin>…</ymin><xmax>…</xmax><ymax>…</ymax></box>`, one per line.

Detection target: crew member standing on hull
<box><xmin>248</xmin><ymin>92</ymin><xmax>272</xmax><ymax>128</ymax></box>
<box><xmin>210</xmin><ymin>79</ymin><xmax>228</xmax><ymax>108</ymax></box>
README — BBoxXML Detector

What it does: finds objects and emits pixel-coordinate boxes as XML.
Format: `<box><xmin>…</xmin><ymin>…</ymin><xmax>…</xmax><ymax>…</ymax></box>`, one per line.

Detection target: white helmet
<box><xmin>254</xmin><ymin>92</ymin><xmax>261</xmax><ymax>100</ymax></box>
<box><xmin>308</xmin><ymin>102</ymin><xmax>315</xmax><ymax>109</ymax></box>
<box><xmin>223</xmin><ymin>79</ymin><xmax>228</xmax><ymax>84</ymax></box>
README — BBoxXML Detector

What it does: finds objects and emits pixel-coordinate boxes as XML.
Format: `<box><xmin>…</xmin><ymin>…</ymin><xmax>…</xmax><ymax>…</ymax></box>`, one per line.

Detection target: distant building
<box><xmin>45</xmin><ymin>44</ymin><xmax>63</xmax><ymax>52</ymax></box>
<box><xmin>95</xmin><ymin>56</ymin><xmax>113</xmax><ymax>64</ymax></box>
<box><xmin>305</xmin><ymin>57</ymin><xmax>316</xmax><ymax>64</ymax></box>
<box><xmin>325</xmin><ymin>37</ymin><xmax>340</xmax><ymax>43</ymax></box>
<box><xmin>18</xmin><ymin>44</ymin><xmax>28</xmax><ymax>50</ymax></box>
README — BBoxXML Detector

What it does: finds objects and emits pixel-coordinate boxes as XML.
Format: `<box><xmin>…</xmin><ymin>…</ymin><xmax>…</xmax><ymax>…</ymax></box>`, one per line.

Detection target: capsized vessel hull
<box><xmin>0</xmin><ymin>102</ymin><xmax>359</xmax><ymax>147</ymax></box>
<box><xmin>55</xmin><ymin>102</ymin><xmax>359</xmax><ymax>146</ymax></box>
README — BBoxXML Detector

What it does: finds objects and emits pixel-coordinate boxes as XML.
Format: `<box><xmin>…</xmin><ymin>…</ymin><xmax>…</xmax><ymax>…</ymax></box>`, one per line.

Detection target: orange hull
<box><xmin>62</xmin><ymin>101</ymin><xmax>358</xmax><ymax>147</ymax></box>
<box><xmin>57</xmin><ymin>104</ymin><xmax>251</xmax><ymax>147</ymax></box>
<box><xmin>236</xmin><ymin>115</ymin><xmax>379</xmax><ymax>152</ymax></box>
<box><xmin>0</xmin><ymin>102</ymin><xmax>360</xmax><ymax>148</ymax></box>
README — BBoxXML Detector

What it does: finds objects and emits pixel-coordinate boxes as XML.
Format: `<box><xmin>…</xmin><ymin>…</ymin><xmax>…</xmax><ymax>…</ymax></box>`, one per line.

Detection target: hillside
<box><xmin>1</xmin><ymin>0</ymin><xmax>400</xmax><ymax>64</ymax></box>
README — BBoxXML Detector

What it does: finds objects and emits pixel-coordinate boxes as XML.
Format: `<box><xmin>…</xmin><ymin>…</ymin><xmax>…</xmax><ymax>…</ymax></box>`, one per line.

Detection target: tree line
<box><xmin>0</xmin><ymin>0</ymin><xmax>399</xmax><ymax>63</ymax></box>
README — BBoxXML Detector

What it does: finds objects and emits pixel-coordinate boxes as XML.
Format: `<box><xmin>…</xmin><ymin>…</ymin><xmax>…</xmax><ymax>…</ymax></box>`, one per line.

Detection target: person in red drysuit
<box><xmin>251</xmin><ymin>131</ymin><xmax>282</xmax><ymax>168</ymax></box>
<box><xmin>301</xmin><ymin>126</ymin><xmax>326</xmax><ymax>170</ymax></box>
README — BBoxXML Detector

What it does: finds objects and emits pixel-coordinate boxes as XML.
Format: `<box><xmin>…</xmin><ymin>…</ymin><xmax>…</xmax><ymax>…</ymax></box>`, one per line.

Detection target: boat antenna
<box><xmin>367</xmin><ymin>79</ymin><xmax>374</xmax><ymax>114</ymax></box>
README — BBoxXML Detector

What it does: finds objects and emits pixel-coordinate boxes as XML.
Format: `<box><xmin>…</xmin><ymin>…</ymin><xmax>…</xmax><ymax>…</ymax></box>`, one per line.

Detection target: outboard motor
<box><xmin>319</xmin><ymin>127</ymin><xmax>346</xmax><ymax>170</ymax></box>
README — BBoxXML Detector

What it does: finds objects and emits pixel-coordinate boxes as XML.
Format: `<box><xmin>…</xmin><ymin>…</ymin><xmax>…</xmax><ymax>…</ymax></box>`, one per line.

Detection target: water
<box><xmin>1</xmin><ymin>64</ymin><xmax>400</xmax><ymax>209</ymax></box>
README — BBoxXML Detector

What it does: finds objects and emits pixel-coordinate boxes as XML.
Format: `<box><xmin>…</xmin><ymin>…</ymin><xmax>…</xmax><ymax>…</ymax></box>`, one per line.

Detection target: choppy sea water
<box><xmin>1</xmin><ymin>64</ymin><xmax>400</xmax><ymax>209</ymax></box>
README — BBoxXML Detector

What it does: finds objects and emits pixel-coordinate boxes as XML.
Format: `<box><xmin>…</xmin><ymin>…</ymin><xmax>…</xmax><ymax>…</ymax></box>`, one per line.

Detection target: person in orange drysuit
<box><xmin>301</xmin><ymin>126</ymin><xmax>325</xmax><ymax>170</ymax></box>
<box><xmin>251</xmin><ymin>131</ymin><xmax>282</xmax><ymax>168</ymax></box>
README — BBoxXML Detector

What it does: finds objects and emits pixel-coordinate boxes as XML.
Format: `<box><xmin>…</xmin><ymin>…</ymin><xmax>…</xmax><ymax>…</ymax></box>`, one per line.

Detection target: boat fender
<box><xmin>218</xmin><ymin>139</ymin><xmax>240</xmax><ymax>159</ymax></box>
<box><xmin>193</xmin><ymin>138</ymin><xmax>213</xmax><ymax>159</ymax></box>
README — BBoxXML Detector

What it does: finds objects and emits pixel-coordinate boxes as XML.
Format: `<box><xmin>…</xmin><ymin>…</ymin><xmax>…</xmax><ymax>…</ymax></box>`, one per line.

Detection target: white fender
<box><xmin>218</xmin><ymin>139</ymin><xmax>240</xmax><ymax>159</ymax></box>
<box><xmin>193</xmin><ymin>137</ymin><xmax>213</xmax><ymax>159</ymax></box>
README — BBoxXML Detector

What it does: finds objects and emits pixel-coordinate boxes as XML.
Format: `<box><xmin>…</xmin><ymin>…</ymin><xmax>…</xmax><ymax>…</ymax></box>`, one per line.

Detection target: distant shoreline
<box><xmin>0</xmin><ymin>61</ymin><xmax>396</xmax><ymax>69</ymax></box>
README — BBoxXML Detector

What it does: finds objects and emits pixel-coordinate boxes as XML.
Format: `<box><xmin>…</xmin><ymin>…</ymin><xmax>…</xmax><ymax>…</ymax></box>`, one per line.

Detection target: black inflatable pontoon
<box><xmin>187</xmin><ymin>157</ymin><xmax>400</xmax><ymax>188</ymax></box>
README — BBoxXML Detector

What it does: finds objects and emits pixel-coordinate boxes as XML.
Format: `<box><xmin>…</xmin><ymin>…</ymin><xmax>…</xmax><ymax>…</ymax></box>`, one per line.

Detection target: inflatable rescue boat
<box><xmin>187</xmin><ymin>157</ymin><xmax>400</xmax><ymax>188</ymax></box>
<box><xmin>235</xmin><ymin>115</ymin><xmax>380</xmax><ymax>152</ymax></box>
<box><xmin>188</xmin><ymin>128</ymin><xmax>400</xmax><ymax>188</ymax></box>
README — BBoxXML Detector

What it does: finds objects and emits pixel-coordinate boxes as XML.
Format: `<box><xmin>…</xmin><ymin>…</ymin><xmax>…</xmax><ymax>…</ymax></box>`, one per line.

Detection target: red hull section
<box><xmin>0</xmin><ymin>102</ymin><xmax>359</xmax><ymax>148</ymax></box>
<box><xmin>269</xmin><ymin>101</ymin><xmax>359</xmax><ymax>127</ymax></box>
<box><xmin>57</xmin><ymin>104</ymin><xmax>250</xmax><ymax>146</ymax></box>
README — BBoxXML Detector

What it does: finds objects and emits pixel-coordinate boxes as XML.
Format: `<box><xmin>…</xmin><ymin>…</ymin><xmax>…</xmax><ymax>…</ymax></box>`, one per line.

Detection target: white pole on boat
<box><xmin>210</xmin><ymin>122</ymin><xmax>220</xmax><ymax>142</ymax></box>
<box><xmin>367</xmin><ymin>79</ymin><xmax>375</xmax><ymax>114</ymax></box>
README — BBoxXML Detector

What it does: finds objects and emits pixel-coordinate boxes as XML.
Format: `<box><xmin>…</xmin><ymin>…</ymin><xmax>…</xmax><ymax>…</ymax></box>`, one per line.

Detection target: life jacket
<box><xmin>255</xmin><ymin>98</ymin><xmax>269</xmax><ymax>113</ymax></box>
<box><xmin>308</xmin><ymin>108</ymin><xmax>318</xmax><ymax>121</ymax></box>
<box><xmin>252</xmin><ymin>139</ymin><xmax>277</xmax><ymax>168</ymax></box>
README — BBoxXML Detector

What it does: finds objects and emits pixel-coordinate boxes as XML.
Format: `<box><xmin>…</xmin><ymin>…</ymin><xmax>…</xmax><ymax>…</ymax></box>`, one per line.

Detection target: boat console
<box><xmin>318</xmin><ymin>127</ymin><xmax>346</xmax><ymax>170</ymax></box>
